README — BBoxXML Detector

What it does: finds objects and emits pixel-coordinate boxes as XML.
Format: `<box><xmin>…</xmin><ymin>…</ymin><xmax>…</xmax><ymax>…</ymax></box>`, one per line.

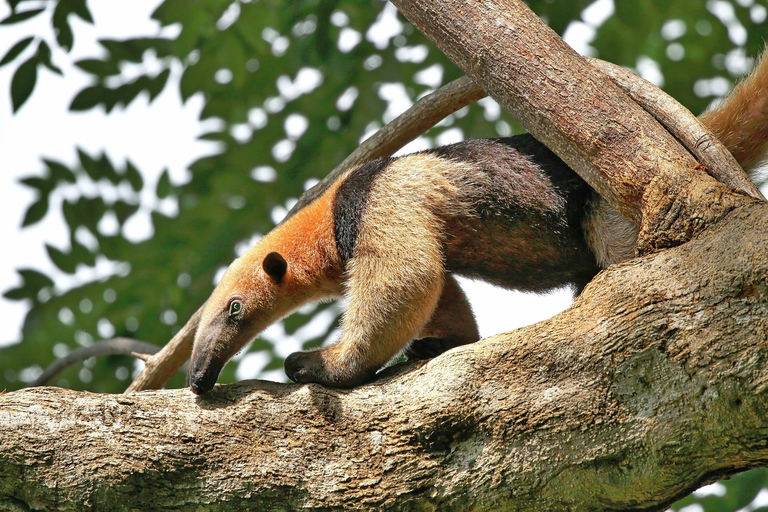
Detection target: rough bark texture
<box><xmin>587</xmin><ymin>58</ymin><xmax>764</xmax><ymax>201</ymax></box>
<box><xmin>1</xmin><ymin>196</ymin><xmax>767</xmax><ymax>511</ymax></box>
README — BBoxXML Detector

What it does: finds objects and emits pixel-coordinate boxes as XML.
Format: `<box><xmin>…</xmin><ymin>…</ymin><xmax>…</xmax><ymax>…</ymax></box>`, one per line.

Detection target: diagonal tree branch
<box><xmin>32</xmin><ymin>337</ymin><xmax>161</xmax><ymax>386</ymax></box>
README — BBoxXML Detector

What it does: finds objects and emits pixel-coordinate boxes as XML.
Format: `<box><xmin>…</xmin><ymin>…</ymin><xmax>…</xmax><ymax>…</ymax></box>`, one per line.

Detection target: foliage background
<box><xmin>0</xmin><ymin>0</ymin><xmax>766</xmax><ymax>509</ymax></box>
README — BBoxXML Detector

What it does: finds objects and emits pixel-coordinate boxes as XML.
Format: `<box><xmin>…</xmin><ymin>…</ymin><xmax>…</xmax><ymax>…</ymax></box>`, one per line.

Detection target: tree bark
<box><xmin>2</xmin><ymin>0</ymin><xmax>767</xmax><ymax>510</ymax></box>
<box><xmin>1</xmin><ymin>199</ymin><xmax>767</xmax><ymax>511</ymax></box>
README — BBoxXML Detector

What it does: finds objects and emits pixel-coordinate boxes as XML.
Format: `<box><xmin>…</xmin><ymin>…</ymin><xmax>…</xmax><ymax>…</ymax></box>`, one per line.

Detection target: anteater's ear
<box><xmin>263</xmin><ymin>252</ymin><xmax>287</xmax><ymax>283</ymax></box>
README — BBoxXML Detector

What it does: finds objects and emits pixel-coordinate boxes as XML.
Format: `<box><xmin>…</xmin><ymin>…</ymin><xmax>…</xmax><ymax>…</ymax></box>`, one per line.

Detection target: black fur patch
<box><xmin>333</xmin><ymin>158</ymin><xmax>391</xmax><ymax>262</ymax></box>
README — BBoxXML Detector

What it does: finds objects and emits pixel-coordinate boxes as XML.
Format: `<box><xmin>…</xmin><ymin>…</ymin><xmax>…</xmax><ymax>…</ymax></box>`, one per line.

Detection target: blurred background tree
<box><xmin>0</xmin><ymin>0</ymin><xmax>766</xmax><ymax>509</ymax></box>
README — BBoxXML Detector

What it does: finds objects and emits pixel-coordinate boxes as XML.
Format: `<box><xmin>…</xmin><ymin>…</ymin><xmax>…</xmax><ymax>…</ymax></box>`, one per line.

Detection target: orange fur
<box><xmin>701</xmin><ymin>51</ymin><xmax>768</xmax><ymax>172</ymax></box>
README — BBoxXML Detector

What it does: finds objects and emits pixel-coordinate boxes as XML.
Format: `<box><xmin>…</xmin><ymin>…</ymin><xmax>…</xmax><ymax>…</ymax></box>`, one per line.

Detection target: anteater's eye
<box><xmin>228</xmin><ymin>299</ymin><xmax>243</xmax><ymax>318</ymax></box>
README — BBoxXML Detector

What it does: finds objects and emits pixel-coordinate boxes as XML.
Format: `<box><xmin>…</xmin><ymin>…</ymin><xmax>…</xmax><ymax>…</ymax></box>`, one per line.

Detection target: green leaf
<box><xmin>0</xmin><ymin>36</ymin><xmax>34</xmax><ymax>67</ymax></box>
<box><xmin>46</xmin><ymin>244</ymin><xmax>78</xmax><ymax>274</ymax></box>
<box><xmin>77</xmin><ymin>148</ymin><xmax>103</xmax><ymax>180</ymax></box>
<box><xmin>114</xmin><ymin>201</ymin><xmax>140</xmax><ymax>225</ymax></box>
<box><xmin>69</xmin><ymin>85</ymin><xmax>104</xmax><ymax>111</ymax></box>
<box><xmin>124</xmin><ymin>160</ymin><xmax>144</xmax><ymax>192</ymax></box>
<box><xmin>2</xmin><ymin>287</ymin><xmax>29</xmax><ymax>301</ymax></box>
<box><xmin>53</xmin><ymin>1</ymin><xmax>74</xmax><ymax>51</ymax></box>
<box><xmin>0</xmin><ymin>8</ymin><xmax>44</xmax><ymax>25</ymax></box>
<box><xmin>43</xmin><ymin>158</ymin><xmax>77</xmax><ymax>183</ymax></box>
<box><xmin>10</xmin><ymin>56</ymin><xmax>38</xmax><ymax>112</ymax></box>
<box><xmin>147</xmin><ymin>68</ymin><xmax>170</xmax><ymax>101</ymax></box>
<box><xmin>37</xmin><ymin>41</ymin><xmax>63</xmax><ymax>75</ymax></box>
<box><xmin>70</xmin><ymin>237</ymin><xmax>95</xmax><ymax>267</ymax></box>
<box><xmin>74</xmin><ymin>58</ymin><xmax>119</xmax><ymax>76</ymax></box>
<box><xmin>95</xmin><ymin>153</ymin><xmax>121</xmax><ymax>184</ymax></box>
<box><xmin>70</xmin><ymin>0</ymin><xmax>94</xmax><ymax>24</ymax></box>
<box><xmin>156</xmin><ymin>169</ymin><xmax>172</xmax><ymax>199</ymax></box>
<box><xmin>21</xmin><ymin>197</ymin><xmax>49</xmax><ymax>227</ymax></box>
<box><xmin>19</xmin><ymin>176</ymin><xmax>50</xmax><ymax>192</ymax></box>
<box><xmin>4</xmin><ymin>268</ymin><xmax>55</xmax><ymax>301</ymax></box>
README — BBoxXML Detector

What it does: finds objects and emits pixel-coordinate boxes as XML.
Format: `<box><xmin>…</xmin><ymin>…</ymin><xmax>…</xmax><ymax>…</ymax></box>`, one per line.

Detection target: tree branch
<box><xmin>32</xmin><ymin>337</ymin><xmax>161</xmax><ymax>386</ymax></box>
<box><xmin>587</xmin><ymin>58</ymin><xmax>765</xmax><ymax>201</ymax></box>
<box><xmin>3</xmin><ymin>201</ymin><xmax>767</xmax><ymax>511</ymax></box>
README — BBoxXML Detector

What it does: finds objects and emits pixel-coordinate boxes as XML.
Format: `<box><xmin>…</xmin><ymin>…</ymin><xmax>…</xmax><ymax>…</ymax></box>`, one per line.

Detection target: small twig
<box><xmin>32</xmin><ymin>337</ymin><xmax>161</xmax><ymax>387</ymax></box>
<box><xmin>131</xmin><ymin>352</ymin><xmax>153</xmax><ymax>362</ymax></box>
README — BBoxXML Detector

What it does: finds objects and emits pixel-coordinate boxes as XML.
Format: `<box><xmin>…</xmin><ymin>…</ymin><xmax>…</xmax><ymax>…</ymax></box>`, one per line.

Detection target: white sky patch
<box><xmin>271</xmin><ymin>139</ymin><xmax>296</xmax><ymax>162</ymax></box>
<box><xmin>661</xmin><ymin>19</ymin><xmax>687</xmax><ymax>40</ymax></box>
<box><xmin>251</xmin><ymin>165</ymin><xmax>277</xmax><ymax>183</ymax></box>
<box><xmin>285</xmin><ymin>114</ymin><xmax>308</xmax><ymax>140</ymax></box>
<box><xmin>414</xmin><ymin>63</ymin><xmax>443</xmax><ymax>88</ymax></box>
<box><xmin>330</xmin><ymin>10</ymin><xmax>349</xmax><ymax>28</ymax></box>
<box><xmin>338</xmin><ymin>27</ymin><xmax>361</xmax><ymax>53</ymax></box>
<box><xmin>378</xmin><ymin>82</ymin><xmax>413</xmax><ymax>123</ymax></box>
<box><xmin>436</xmin><ymin>128</ymin><xmax>463</xmax><ymax>146</ymax></box>
<box><xmin>636</xmin><ymin>56</ymin><xmax>665</xmax><ymax>87</ymax></box>
<box><xmin>230</xmin><ymin>123</ymin><xmax>252</xmax><ymax>143</ymax></box>
<box><xmin>563</xmin><ymin>22</ymin><xmax>596</xmax><ymax>56</ymax></box>
<box><xmin>582</xmin><ymin>0</ymin><xmax>615</xmax><ymax>25</ymax></box>
<box><xmin>707</xmin><ymin>0</ymin><xmax>748</xmax><ymax>45</ymax></box>
<box><xmin>395</xmin><ymin>44</ymin><xmax>428</xmax><ymax>63</ymax></box>
<box><xmin>478</xmin><ymin>97</ymin><xmax>502</xmax><ymax>122</ymax></box>
<box><xmin>395</xmin><ymin>136</ymin><xmax>432</xmax><ymax>156</ymax></box>
<box><xmin>366</xmin><ymin>2</ymin><xmax>403</xmax><ymax>50</ymax></box>
<box><xmin>235</xmin><ymin>233</ymin><xmax>262</xmax><ymax>257</ymax></box>
<box><xmin>97</xmin><ymin>211</ymin><xmax>120</xmax><ymax>237</ymax></box>
<box><xmin>694</xmin><ymin>76</ymin><xmax>731</xmax><ymax>98</ymax></box>
<box><xmin>724</xmin><ymin>47</ymin><xmax>752</xmax><ymax>75</ymax></box>
<box><xmin>457</xmin><ymin>277</ymin><xmax>574</xmax><ymax>337</ymax></box>
<box><xmin>216</xmin><ymin>1</ymin><xmax>241</xmax><ymax>31</ymax></box>
<box><xmin>752</xmin><ymin>4</ymin><xmax>767</xmax><ymax>23</ymax></box>
<box><xmin>248</xmin><ymin>107</ymin><xmax>268</xmax><ymax>129</ymax></box>
<box><xmin>214</xmin><ymin>68</ymin><xmax>233</xmax><ymax>84</ymax></box>
<box><xmin>336</xmin><ymin>86</ymin><xmax>359</xmax><ymax>112</ymax></box>
<box><xmin>276</xmin><ymin>67</ymin><xmax>323</xmax><ymax>102</ymax></box>
<box><xmin>563</xmin><ymin>0</ymin><xmax>614</xmax><ymax>56</ymax></box>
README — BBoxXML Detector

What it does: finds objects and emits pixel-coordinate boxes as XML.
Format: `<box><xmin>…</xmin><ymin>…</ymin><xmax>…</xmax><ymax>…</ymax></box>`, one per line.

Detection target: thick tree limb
<box><xmin>587</xmin><ymin>58</ymin><xmax>765</xmax><ymax>201</ymax></box>
<box><xmin>2</xmin><ymin>197</ymin><xmax>767</xmax><ymax>511</ymax></box>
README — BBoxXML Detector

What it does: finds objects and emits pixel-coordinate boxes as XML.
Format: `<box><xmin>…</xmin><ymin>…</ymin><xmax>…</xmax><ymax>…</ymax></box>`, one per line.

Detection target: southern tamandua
<box><xmin>189</xmin><ymin>53</ymin><xmax>768</xmax><ymax>393</ymax></box>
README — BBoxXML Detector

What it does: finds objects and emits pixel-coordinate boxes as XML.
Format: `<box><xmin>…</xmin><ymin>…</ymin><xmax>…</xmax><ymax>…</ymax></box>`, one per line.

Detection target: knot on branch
<box><xmin>637</xmin><ymin>168</ymin><xmax>752</xmax><ymax>256</ymax></box>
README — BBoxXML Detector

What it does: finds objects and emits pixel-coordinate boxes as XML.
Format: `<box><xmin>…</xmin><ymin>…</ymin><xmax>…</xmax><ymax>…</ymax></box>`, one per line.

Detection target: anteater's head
<box><xmin>188</xmin><ymin>248</ymin><xmax>290</xmax><ymax>395</ymax></box>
